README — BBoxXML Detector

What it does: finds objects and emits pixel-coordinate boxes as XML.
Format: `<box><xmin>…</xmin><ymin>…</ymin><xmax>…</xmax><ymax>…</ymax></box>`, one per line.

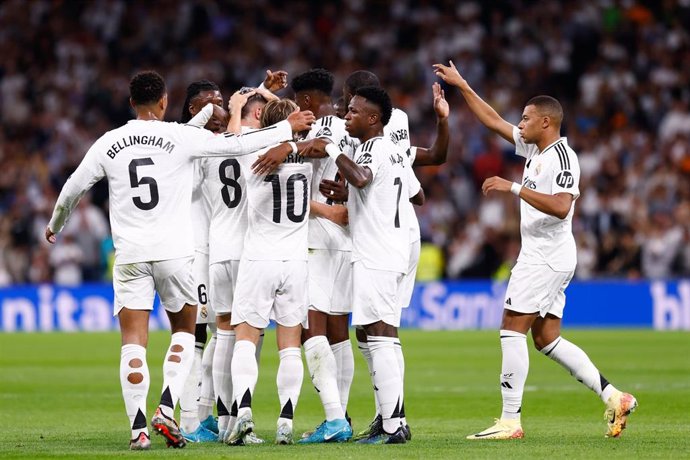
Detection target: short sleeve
<box><xmin>354</xmin><ymin>140</ymin><xmax>383</xmax><ymax>179</ymax></box>
<box><xmin>551</xmin><ymin>145</ymin><xmax>580</xmax><ymax>199</ymax></box>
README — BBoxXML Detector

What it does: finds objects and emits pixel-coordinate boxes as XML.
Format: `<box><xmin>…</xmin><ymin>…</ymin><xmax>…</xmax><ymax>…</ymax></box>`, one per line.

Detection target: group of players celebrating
<box><xmin>45</xmin><ymin>61</ymin><xmax>636</xmax><ymax>450</ymax></box>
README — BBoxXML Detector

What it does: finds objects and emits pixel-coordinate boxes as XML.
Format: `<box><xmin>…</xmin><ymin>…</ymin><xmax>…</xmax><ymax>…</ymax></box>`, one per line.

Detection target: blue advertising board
<box><xmin>1</xmin><ymin>280</ymin><xmax>689</xmax><ymax>332</ymax></box>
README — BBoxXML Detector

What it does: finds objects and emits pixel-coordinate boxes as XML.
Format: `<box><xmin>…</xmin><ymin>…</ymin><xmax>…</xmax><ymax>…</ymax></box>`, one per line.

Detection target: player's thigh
<box><xmin>210</xmin><ymin>259</ymin><xmax>240</xmax><ymax>317</ymax></box>
<box><xmin>113</xmin><ymin>262</ymin><xmax>156</xmax><ymax>315</ymax></box>
<box><xmin>193</xmin><ymin>250</ymin><xmax>214</xmax><ymax>323</ymax></box>
<box><xmin>232</xmin><ymin>259</ymin><xmax>279</xmax><ymax>329</ymax></box>
<box><xmin>274</xmin><ymin>260</ymin><xmax>309</xmax><ymax>328</ymax></box>
<box><xmin>351</xmin><ymin>261</ymin><xmax>403</xmax><ymax>328</ymax></box>
<box><xmin>152</xmin><ymin>256</ymin><xmax>197</xmax><ymax>313</ymax></box>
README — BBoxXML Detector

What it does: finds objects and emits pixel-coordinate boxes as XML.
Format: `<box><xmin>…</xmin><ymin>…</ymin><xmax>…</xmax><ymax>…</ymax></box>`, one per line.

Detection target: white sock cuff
<box><xmin>367</xmin><ymin>336</ymin><xmax>397</xmax><ymax>351</ymax></box>
<box><xmin>304</xmin><ymin>335</ymin><xmax>329</xmax><ymax>352</ymax></box>
<box><xmin>539</xmin><ymin>336</ymin><xmax>562</xmax><ymax>355</ymax></box>
<box><xmin>500</xmin><ymin>329</ymin><xmax>527</xmax><ymax>340</ymax></box>
<box><xmin>121</xmin><ymin>343</ymin><xmax>146</xmax><ymax>357</ymax></box>
<box><xmin>279</xmin><ymin>347</ymin><xmax>301</xmax><ymax>360</ymax></box>
<box><xmin>330</xmin><ymin>339</ymin><xmax>350</xmax><ymax>352</ymax></box>
<box><xmin>217</xmin><ymin>329</ymin><xmax>236</xmax><ymax>339</ymax></box>
<box><xmin>235</xmin><ymin>340</ymin><xmax>256</xmax><ymax>355</ymax></box>
<box><xmin>171</xmin><ymin>331</ymin><xmax>195</xmax><ymax>347</ymax></box>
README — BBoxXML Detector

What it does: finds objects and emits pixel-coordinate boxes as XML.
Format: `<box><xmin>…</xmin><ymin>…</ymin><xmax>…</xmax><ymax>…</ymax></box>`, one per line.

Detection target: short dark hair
<box><xmin>291</xmin><ymin>68</ymin><xmax>334</xmax><ymax>95</ymax></box>
<box><xmin>345</xmin><ymin>70</ymin><xmax>380</xmax><ymax>93</ymax></box>
<box><xmin>129</xmin><ymin>71</ymin><xmax>166</xmax><ymax>106</ymax></box>
<box><xmin>260</xmin><ymin>99</ymin><xmax>298</xmax><ymax>127</ymax></box>
<box><xmin>525</xmin><ymin>95</ymin><xmax>563</xmax><ymax>125</ymax></box>
<box><xmin>180</xmin><ymin>80</ymin><xmax>220</xmax><ymax>123</ymax></box>
<box><xmin>355</xmin><ymin>86</ymin><xmax>392</xmax><ymax>126</ymax></box>
<box><xmin>241</xmin><ymin>93</ymin><xmax>268</xmax><ymax>119</ymax></box>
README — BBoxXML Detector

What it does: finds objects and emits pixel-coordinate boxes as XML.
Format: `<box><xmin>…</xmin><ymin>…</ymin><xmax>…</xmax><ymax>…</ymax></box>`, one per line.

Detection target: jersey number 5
<box><xmin>129</xmin><ymin>158</ymin><xmax>159</xmax><ymax>210</ymax></box>
<box><xmin>264</xmin><ymin>173</ymin><xmax>309</xmax><ymax>223</ymax></box>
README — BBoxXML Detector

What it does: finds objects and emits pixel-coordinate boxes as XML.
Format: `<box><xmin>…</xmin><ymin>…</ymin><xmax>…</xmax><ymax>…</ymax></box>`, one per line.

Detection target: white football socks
<box><xmin>331</xmin><ymin>339</ymin><xmax>354</xmax><ymax>414</ymax></box>
<box><xmin>120</xmin><ymin>344</ymin><xmax>150</xmax><ymax>439</ymax></box>
<box><xmin>540</xmin><ymin>336</ymin><xmax>618</xmax><ymax>403</ymax></box>
<box><xmin>214</xmin><ymin>329</ymin><xmax>235</xmax><ymax>435</ymax></box>
<box><xmin>276</xmin><ymin>347</ymin><xmax>303</xmax><ymax>430</ymax></box>
<box><xmin>358</xmin><ymin>339</ymin><xmax>380</xmax><ymax>416</ymax></box>
<box><xmin>159</xmin><ymin>332</ymin><xmax>195</xmax><ymax>419</ymax></box>
<box><xmin>304</xmin><ymin>336</ymin><xmax>344</xmax><ymax>421</ymax></box>
<box><xmin>179</xmin><ymin>342</ymin><xmax>203</xmax><ymax>432</ymax></box>
<box><xmin>198</xmin><ymin>330</ymin><xmax>216</xmax><ymax>421</ymax></box>
<box><xmin>368</xmin><ymin>336</ymin><xmax>403</xmax><ymax>434</ymax></box>
<box><xmin>231</xmin><ymin>340</ymin><xmax>257</xmax><ymax>419</ymax></box>
<box><xmin>500</xmin><ymin>329</ymin><xmax>528</xmax><ymax>421</ymax></box>
<box><xmin>393</xmin><ymin>337</ymin><xmax>407</xmax><ymax>427</ymax></box>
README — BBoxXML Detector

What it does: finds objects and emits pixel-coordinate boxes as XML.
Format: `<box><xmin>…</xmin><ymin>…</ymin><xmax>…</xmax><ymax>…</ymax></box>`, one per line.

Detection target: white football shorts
<box><xmin>113</xmin><ymin>256</ymin><xmax>196</xmax><ymax>316</ymax></box>
<box><xmin>308</xmin><ymin>249</ymin><xmax>352</xmax><ymax>315</ymax></box>
<box><xmin>351</xmin><ymin>261</ymin><xmax>404</xmax><ymax>327</ymax></box>
<box><xmin>398</xmin><ymin>239</ymin><xmax>420</xmax><ymax>309</ymax></box>
<box><xmin>231</xmin><ymin>259</ymin><xmax>308</xmax><ymax>329</ymax></box>
<box><xmin>209</xmin><ymin>259</ymin><xmax>241</xmax><ymax>316</ymax></box>
<box><xmin>504</xmin><ymin>262</ymin><xmax>574</xmax><ymax>318</ymax></box>
<box><xmin>193</xmin><ymin>250</ymin><xmax>215</xmax><ymax>324</ymax></box>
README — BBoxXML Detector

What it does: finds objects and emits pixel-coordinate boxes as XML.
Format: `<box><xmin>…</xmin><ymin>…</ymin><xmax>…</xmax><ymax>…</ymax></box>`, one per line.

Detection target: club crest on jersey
<box><xmin>356</xmin><ymin>153</ymin><xmax>372</xmax><ymax>165</ymax></box>
<box><xmin>316</xmin><ymin>127</ymin><xmax>332</xmax><ymax>138</ymax></box>
<box><xmin>556</xmin><ymin>171</ymin><xmax>574</xmax><ymax>188</ymax></box>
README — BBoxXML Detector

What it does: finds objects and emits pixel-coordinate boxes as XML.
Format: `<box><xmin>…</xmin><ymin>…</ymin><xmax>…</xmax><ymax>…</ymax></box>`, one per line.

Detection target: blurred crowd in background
<box><xmin>1</xmin><ymin>0</ymin><xmax>689</xmax><ymax>286</ymax></box>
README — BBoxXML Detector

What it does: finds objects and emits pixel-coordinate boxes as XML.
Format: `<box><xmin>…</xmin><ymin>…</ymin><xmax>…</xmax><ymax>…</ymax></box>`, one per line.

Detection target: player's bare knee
<box><xmin>127</xmin><ymin>372</ymin><xmax>144</xmax><ymax>384</ymax></box>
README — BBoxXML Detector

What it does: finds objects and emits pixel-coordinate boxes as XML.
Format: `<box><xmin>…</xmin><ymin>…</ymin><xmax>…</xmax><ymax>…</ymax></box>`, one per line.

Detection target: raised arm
<box><xmin>433</xmin><ymin>60</ymin><xmax>515</xmax><ymax>144</ymax></box>
<box><xmin>411</xmin><ymin>82</ymin><xmax>450</xmax><ymax>166</ymax></box>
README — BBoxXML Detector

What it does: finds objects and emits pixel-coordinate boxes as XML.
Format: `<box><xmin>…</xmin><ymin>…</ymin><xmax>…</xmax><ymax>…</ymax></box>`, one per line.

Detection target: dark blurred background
<box><xmin>1</xmin><ymin>0</ymin><xmax>689</xmax><ymax>286</ymax></box>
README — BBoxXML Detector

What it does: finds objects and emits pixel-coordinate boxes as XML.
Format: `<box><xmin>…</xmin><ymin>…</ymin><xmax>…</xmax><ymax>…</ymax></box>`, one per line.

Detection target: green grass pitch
<box><xmin>1</xmin><ymin>329</ymin><xmax>689</xmax><ymax>459</ymax></box>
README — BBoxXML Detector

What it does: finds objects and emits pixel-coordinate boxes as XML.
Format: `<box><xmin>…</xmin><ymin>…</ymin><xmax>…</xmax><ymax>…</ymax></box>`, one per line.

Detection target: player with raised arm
<box><xmin>175</xmin><ymin>79</ymin><xmax>227</xmax><ymax>444</ymax></box>
<box><xmin>331</xmin><ymin>71</ymin><xmax>448</xmax><ymax>442</ymax></box>
<box><xmin>44</xmin><ymin>71</ymin><xmax>314</xmax><ymax>450</ymax></box>
<box><xmin>225</xmin><ymin>99</ymin><xmax>313</xmax><ymax>446</ymax></box>
<box><xmin>434</xmin><ymin>60</ymin><xmax>637</xmax><ymax>439</ymax></box>
<box><xmin>289</xmin><ymin>69</ymin><xmax>354</xmax><ymax>444</ymax></box>
<box><xmin>319</xmin><ymin>86</ymin><xmax>418</xmax><ymax>444</ymax></box>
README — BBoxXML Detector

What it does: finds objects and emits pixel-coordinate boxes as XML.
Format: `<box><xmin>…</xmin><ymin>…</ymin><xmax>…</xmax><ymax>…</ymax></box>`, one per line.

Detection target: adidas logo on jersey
<box><xmin>316</xmin><ymin>127</ymin><xmax>332</xmax><ymax>138</ymax></box>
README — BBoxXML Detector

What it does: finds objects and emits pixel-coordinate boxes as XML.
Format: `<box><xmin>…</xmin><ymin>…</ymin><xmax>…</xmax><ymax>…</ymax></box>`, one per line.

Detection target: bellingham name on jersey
<box><xmin>106</xmin><ymin>135</ymin><xmax>176</xmax><ymax>159</ymax></box>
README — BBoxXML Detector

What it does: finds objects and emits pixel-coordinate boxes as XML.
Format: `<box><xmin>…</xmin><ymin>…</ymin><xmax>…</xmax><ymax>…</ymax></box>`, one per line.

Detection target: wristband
<box><xmin>325</xmin><ymin>143</ymin><xmax>342</xmax><ymax>161</ymax></box>
<box><xmin>510</xmin><ymin>182</ymin><xmax>522</xmax><ymax>196</ymax></box>
<box><xmin>287</xmin><ymin>141</ymin><xmax>298</xmax><ymax>155</ymax></box>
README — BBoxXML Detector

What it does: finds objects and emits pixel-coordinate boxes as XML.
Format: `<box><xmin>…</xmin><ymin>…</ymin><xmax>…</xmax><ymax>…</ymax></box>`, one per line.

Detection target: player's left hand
<box><xmin>263</xmin><ymin>69</ymin><xmax>288</xmax><ymax>93</ymax></box>
<box><xmin>252</xmin><ymin>143</ymin><xmax>289</xmax><ymax>175</ymax></box>
<box><xmin>300</xmin><ymin>138</ymin><xmax>329</xmax><ymax>158</ymax></box>
<box><xmin>481</xmin><ymin>176</ymin><xmax>512</xmax><ymax>196</ymax></box>
<box><xmin>45</xmin><ymin>226</ymin><xmax>56</xmax><ymax>244</ymax></box>
<box><xmin>433</xmin><ymin>82</ymin><xmax>449</xmax><ymax>120</ymax></box>
<box><xmin>319</xmin><ymin>178</ymin><xmax>348</xmax><ymax>202</ymax></box>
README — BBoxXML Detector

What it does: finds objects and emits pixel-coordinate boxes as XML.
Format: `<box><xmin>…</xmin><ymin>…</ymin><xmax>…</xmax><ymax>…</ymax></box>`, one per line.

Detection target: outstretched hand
<box><xmin>263</xmin><ymin>69</ymin><xmax>288</xmax><ymax>93</ymax></box>
<box><xmin>45</xmin><ymin>226</ymin><xmax>56</xmax><ymax>244</ymax></box>
<box><xmin>432</xmin><ymin>82</ymin><xmax>449</xmax><ymax>119</ymax></box>
<box><xmin>432</xmin><ymin>60</ymin><xmax>466</xmax><ymax>88</ymax></box>
<box><xmin>481</xmin><ymin>176</ymin><xmax>512</xmax><ymax>196</ymax></box>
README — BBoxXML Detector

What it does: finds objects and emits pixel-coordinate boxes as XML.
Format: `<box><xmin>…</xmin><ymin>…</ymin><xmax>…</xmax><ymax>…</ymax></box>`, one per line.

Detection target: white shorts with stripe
<box><xmin>308</xmin><ymin>249</ymin><xmax>352</xmax><ymax>315</ymax></box>
<box><xmin>113</xmin><ymin>256</ymin><xmax>196</xmax><ymax>316</ymax></box>
<box><xmin>504</xmin><ymin>262</ymin><xmax>574</xmax><ymax>318</ymax></box>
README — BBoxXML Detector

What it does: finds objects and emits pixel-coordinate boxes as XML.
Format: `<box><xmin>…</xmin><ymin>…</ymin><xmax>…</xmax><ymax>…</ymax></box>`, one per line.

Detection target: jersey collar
<box><xmin>540</xmin><ymin>137</ymin><xmax>567</xmax><ymax>155</ymax></box>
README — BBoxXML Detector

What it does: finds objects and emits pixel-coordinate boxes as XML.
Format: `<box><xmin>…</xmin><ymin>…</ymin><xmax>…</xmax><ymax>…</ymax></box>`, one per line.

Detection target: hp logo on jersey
<box><xmin>556</xmin><ymin>171</ymin><xmax>574</xmax><ymax>188</ymax></box>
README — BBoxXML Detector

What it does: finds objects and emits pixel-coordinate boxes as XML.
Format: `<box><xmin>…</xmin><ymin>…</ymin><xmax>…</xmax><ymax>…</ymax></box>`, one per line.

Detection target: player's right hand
<box><xmin>252</xmin><ymin>143</ymin><xmax>290</xmax><ymax>175</ymax></box>
<box><xmin>287</xmin><ymin>109</ymin><xmax>315</xmax><ymax>133</ymax></box>
<box><xmin>432</xmin><ymin>60</ymin><xmax>466</xmax><ymax>88</ymax></box>
<box><xmin>45</xmin><ymin>226</ymin><xmax>56</xmax><ymax>244</ymax></box>
<box><xmin>433</xmin><ymin>82</ymin><xmax>449</xmax><ymax>119</ymax></box>
<box><xmin>300</xmin><ymin>138</ymin><xmax>329</xmax><ymax>158</ymax></box>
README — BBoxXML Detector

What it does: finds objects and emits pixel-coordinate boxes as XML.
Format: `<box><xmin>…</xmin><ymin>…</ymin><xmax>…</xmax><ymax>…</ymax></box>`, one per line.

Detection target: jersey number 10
<box><xmin>264</xmin><ymin>173</ymin><xmax>309</xmax><ymax>224</ymax></box>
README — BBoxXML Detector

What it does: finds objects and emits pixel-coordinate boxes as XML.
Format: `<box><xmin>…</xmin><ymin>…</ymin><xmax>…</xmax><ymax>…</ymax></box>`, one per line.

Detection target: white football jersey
<box><xmin>48</xmin><ymin>119</ymin><xmax>292</xmax><ymax>265</ymax></box>
<box><xmin>348</xmin><ymin>136</ymin><xmax>411</xmax><ymax>273</ymax></box>
<box><xmin>239</xmin><ymin>150</ymin><xmax>313</xmax><ymax>261</ymax></box>
<box><xmin>191</xmin><ymin>160</ymin><xmax>212</xmax><ymax>254</ymax></box>
<box><xmin>386</xmin><ymin>108</ymin><xmax>421</xmax><ymax>243</ymax></box>
<box><xmin>512</xmin><ymin>126</ymin><xmax>580</xmax><ymax>271</ymax></box>
<box><xmin>307</xmin><ymin>115</ymin><xmax>354</xmax><ymax>250</ymax></box>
